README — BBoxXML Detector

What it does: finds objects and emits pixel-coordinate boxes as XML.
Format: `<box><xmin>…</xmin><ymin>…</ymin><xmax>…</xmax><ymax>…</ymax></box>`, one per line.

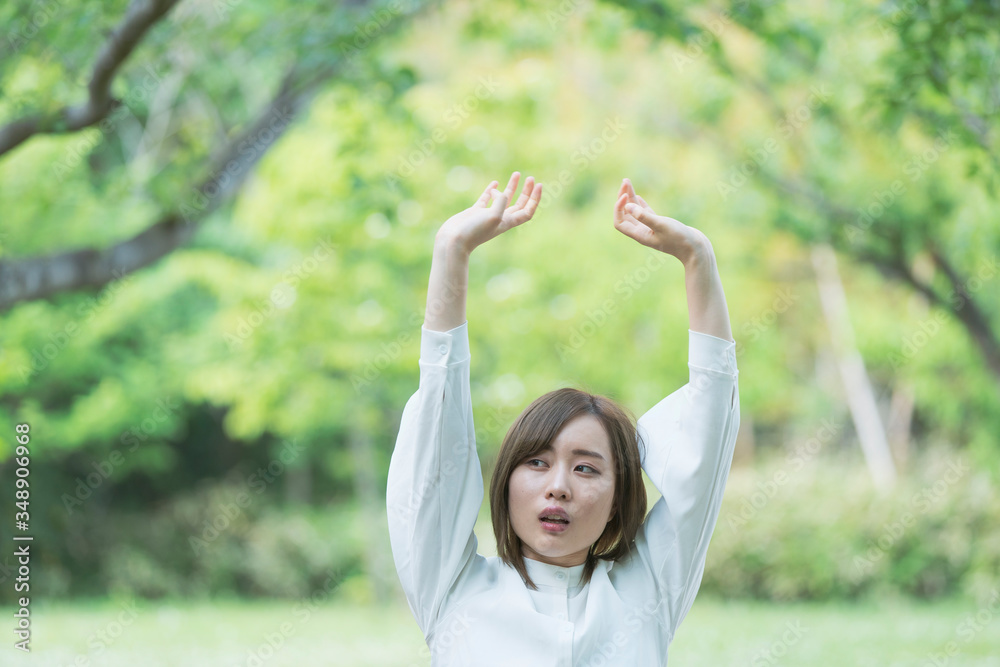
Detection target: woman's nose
<box><xmin>545</xmin><ymin>467</ymin><xmax>570</xmax><ymax>499</ymax></box>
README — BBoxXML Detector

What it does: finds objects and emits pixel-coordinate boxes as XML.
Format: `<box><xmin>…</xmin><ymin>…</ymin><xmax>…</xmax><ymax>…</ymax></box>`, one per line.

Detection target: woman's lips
<box><xmin>540</xmin><ymin>518</ymin><xmax>569</xmax><ymax>533</ymax></box>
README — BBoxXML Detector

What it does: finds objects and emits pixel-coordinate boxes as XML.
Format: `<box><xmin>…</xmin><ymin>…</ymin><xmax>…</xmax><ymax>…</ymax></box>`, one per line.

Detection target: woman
<box><xmin>386</xmin><ymin>172</ymin><xmax>740</xmax><ymax>666</ymax></box>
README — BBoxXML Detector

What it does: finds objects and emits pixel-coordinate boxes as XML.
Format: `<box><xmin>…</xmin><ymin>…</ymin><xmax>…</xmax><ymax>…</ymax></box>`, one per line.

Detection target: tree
<box><xmin>0</xmin><ymin>0</ymin><xmax>436</xmax><ymax>310</ymax></box>
<box><xmin>604</xmin><ymin>0</ymin><xmax>1000</xmax><ymax>389</ymax></box>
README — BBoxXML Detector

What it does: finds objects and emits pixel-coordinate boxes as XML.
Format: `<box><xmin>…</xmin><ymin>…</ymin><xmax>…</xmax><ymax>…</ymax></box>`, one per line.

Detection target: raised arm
<box><xmin>424</xmin><ymin>172</ymin><xmax>543</xmax><ymax>332</ymax></box>
<box><xmin>613</xmin><ymin>178</ymin><xmax>740</xmax><ymax>640</ymax></box>
<box><xmin>386</xmin><ymin>172</ymin><xmax>542</xmax><ymax>638</ymax></box>
<box><xmin>614</xmin><ymin>177</ymin><xmax>733</xmax><ymax>342</ymax></box>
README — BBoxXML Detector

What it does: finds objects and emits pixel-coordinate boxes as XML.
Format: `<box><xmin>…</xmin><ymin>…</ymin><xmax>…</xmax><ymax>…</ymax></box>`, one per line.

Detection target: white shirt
<box><xmin>386</xmin><ymin>320</ymin><xmax>740</xmax><ymax>666</ymax></box>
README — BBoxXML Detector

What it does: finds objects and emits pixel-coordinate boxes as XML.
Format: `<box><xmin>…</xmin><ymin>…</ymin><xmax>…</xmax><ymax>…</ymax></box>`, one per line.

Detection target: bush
<box><xmin>700</xmin><ymin>447</ymin><xmax>1000</xmax><ymax>604</ymax></box>
<box><xmin>9</xmin><ymin>446</ymin><xmax>997</xmax><ymax>604</ymax></box>
<box><xmin>94</xmin><ymin>473</ymin><xmax>366</xmax><ymax>600</ymax></box>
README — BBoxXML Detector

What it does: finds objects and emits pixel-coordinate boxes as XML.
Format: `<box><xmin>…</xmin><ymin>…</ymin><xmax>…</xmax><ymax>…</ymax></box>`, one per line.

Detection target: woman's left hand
<box><xmin>435</xmin><ymin>172</ymin><xmax>542</xmax><ymax>255</ymax></box>
<box><xmin>612</xmin><ymin>178</ymin><xmax>708</xmax><ymax>265</ymax></box>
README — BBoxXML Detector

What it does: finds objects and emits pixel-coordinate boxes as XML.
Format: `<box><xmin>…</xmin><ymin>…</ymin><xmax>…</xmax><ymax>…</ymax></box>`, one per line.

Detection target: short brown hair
<box><xmin>489</xmin><ymin>386</ymin><xmax>649</xmax><ymax>590</ymax></box>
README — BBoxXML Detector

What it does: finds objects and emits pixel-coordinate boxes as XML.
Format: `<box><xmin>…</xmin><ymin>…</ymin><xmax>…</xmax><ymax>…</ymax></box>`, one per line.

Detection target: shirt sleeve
<box><xmin>385</xmin><ymin>320</ymin><xmax>484</xmax><ymax>639</ymax></box>
<box><xmin>633</xmin><ymin>329</ymin><xmax>740</xmax><ymax>642</ymax></box>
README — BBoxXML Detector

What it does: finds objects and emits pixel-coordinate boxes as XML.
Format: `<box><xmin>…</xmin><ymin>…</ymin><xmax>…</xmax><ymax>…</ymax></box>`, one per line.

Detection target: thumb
<box><xmin>625</xmin><ymin>203</ymin><xmax>645</xmax><ymax>221</ymax></box>
<box><xmin>489</xmin><ymin>188</ymin><xmax>508</xmax><ymax>214</ymax></box>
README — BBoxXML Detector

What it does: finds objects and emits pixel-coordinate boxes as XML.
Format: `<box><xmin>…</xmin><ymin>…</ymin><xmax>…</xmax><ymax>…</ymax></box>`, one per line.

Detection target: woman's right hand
<box><xmin>613</xmin><ymin>178</ymin><xmax>706</xmax><ymax>267</ymax></box>
<box><xmin>435</xmin><ymin>171</ymin><xmax>542</xmax><ymax>254</ymax></box>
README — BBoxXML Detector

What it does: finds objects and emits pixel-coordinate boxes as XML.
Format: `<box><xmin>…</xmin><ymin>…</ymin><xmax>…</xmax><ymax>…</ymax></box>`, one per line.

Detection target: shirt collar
<box><xmin>522</xmin><ymin>556</ymin><xmax>586</xmax><ymax>590</ymax></box>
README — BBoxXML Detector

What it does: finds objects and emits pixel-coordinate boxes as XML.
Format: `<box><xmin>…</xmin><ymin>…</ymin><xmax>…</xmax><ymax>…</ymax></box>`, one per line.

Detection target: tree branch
<box><xmin>0</xmin><ymin>63</ymin><xmax>331</xmax><ymax>311</ymax></box>
<box><xmin>0</xmin><ymin>0</ymin><xmax>430</xmax><ymax>311</ymax></box>
<box><xmin>926</xmin><ymin>50</ymin><xmax>1000</xmax><ymax>174</ymax></box>
<box><xmin>928</xmin><ymin>245</ymin><xmax>1000</xmax><ymax>378</ymax></box>
<box><xmin>0</xmin><ymin>0</ymin><xmax>182</xmax><ymax>157</ymax></box>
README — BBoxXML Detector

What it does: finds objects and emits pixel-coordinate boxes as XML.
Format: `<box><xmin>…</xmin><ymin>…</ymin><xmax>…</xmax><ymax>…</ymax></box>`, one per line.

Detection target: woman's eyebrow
<box><xmin>540</xmin><ymin>444</ymin><xmax>606</xmax><ymax>462</ymax></box>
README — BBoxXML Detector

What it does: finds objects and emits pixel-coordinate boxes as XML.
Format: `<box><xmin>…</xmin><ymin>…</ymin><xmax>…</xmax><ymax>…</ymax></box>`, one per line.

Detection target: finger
<box><xmin>624</xmin><ymin>178</ymin><xmax>637</xmax><ymax>201</ymax></box>
<box><xmin>503</xmin><ymin>172</ymin><xmax>521</xmax><ymax>201</ymax></box>
<box><xmin>613</xmin><ymin>215</ymin><xmax>656</xmax><ymax>248</ymax></box>
<box><xmin>613</xmin><ymin>192</ymin><xmax>628</xmax><ymax>224</ymax></box>
<box><xmin>475</xmin><ymin>181</ymin><xmax>499</xmax><ymax>208</ymax></box>
<box><xmin>506</xmin><ymin>183</ymin><xmax>543</xmax><ymax>226</ymax></box>
<box><xmin>489</xmin><ymin>187</ymin><xmax>509</xmax><ymax>214</ymax></box>
<box><xmin>634</xmin><ymin>192</ymin><xmax>652</xmax><ymax>211</ymax></box>
<box><xmin>521</xmin><ymin>182</ymin><xmax>542</xmax><ymax>219</ymax></box>
<box><xmin>513</xmin><ymin>176</ymin><xmax>535</xmax><ymax>210</ymax></box>
<box><xmin>625</xmin><ymin>202</ymin><xmax>660</xmax><ymax>230</ymax></box>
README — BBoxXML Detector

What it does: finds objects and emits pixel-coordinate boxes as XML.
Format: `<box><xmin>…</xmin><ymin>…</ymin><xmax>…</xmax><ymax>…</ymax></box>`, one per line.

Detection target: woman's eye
<box><xmin>526</xmin><ymin>459</ymin><xmax>596</xmax><ymax>474</ymax></box>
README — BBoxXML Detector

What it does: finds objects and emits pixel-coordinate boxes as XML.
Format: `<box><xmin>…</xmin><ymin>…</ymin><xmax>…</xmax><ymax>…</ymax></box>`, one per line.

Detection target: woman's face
<box><xmin>508</xmin><ymin>414</ymin><xmax>616</xmax><ymax>567</ymax></box>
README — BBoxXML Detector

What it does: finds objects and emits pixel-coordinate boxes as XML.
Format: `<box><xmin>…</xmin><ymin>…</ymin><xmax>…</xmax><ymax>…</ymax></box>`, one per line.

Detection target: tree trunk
<box><xmin>811</xmin><ymin>243</ymin><xmax>897</xmax><ymax>490</ymax></box>
<box><xmin>887</xmin><ymin>383</ymin><xmax>915</xmax><ymax>472</ymax></box>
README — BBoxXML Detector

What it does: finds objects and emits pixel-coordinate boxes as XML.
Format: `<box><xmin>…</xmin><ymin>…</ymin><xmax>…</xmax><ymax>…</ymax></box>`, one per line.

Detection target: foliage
<box><xmin>702</xmin><ymin>449</ymin><xmax>1000</xmax><ymax>603</ymax></box>
<box><xmin>15</xmin><ymin>472</ymin><xmax>367</xmax><ymax>601</ymax></box>
<box><xmin>0</xmin><ymin>0</ymin><xmax>997</xmax><ymax>603</ymax></box>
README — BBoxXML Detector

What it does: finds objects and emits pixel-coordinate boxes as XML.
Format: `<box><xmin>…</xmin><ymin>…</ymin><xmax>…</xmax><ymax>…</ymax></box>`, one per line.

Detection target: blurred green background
<box><xmin>1</xmin><ymin>0</ymin><xmax>999</xmax><ymax>664</ymax></box>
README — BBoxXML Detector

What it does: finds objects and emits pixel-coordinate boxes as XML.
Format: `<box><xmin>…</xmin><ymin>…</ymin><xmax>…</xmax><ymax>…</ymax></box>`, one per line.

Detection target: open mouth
<box><xmin>539</xmin><ymin>517</ymin><xmax>569</xmax><ymax>531</ymax></box>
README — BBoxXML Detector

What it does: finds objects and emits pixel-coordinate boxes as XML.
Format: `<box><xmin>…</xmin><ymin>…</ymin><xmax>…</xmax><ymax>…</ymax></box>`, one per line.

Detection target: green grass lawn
<box><xmin>2</xmin><ymin>593</ymin><xmax>998</xmax><ymax>666</ymax></box>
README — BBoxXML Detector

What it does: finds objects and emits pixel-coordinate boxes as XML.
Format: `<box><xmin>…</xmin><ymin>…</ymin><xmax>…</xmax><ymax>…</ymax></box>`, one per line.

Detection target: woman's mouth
<box><xmin>540</xmin><ymin>518</ymin><xmax>569</xmax><ymax>533</ymax></box>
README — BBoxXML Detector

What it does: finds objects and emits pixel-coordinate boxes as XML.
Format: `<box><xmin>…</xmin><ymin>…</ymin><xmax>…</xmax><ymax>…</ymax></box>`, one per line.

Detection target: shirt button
<box><xmin>556</xmin><ymin>612</ymin><xmax>566</xmax><ymax>620</ymax></box>
<box><xmin>555</xmin><ymin>572</ymin><xmax>565</xmax><ymax>580</ymax></box>
<box><xmin>437</xmin><ymin>344</ymin><xmax>448</xmax><ymax>355</ymax></box>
